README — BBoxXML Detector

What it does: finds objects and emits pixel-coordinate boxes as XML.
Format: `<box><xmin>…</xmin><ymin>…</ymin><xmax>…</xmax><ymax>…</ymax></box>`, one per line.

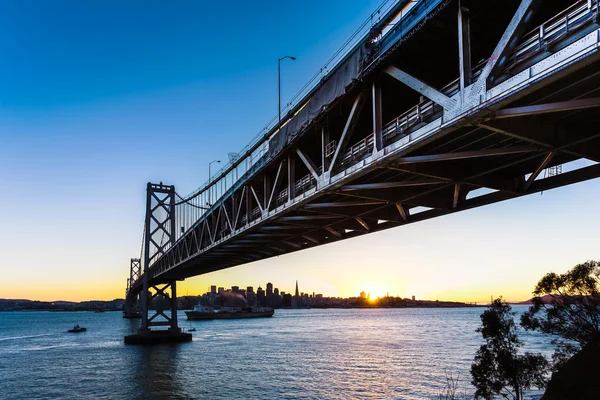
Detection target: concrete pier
<box><xmin>124</xmin><ymin>329</ymin><xmax>192</xmax><ymax>345</ymax></box>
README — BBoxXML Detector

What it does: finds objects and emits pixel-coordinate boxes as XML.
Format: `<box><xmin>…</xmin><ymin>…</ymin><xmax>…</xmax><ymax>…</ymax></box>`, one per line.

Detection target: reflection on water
<box><xmin>0</xmin><ymin>307</ymin><xmax>553</xmax><ymax>399</ymax></box>
<box><xmin>129</xmin><ymin>345</ymin><xmax>186</xmax><ymax>399</ymax></box>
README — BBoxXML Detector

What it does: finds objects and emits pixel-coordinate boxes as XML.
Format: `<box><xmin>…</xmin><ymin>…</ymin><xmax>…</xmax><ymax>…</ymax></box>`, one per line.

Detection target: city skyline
<box><xmin>2</xmin><ymin>1</ymin><xmax>599</xmax><ymax>304</ymax></box>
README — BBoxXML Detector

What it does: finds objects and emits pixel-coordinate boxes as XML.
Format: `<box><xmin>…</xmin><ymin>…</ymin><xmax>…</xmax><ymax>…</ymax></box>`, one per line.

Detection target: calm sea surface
<box><xmin>0</xmin><ymin>306</ymin><xmax>553</xmax><ymax>399</ymax></box>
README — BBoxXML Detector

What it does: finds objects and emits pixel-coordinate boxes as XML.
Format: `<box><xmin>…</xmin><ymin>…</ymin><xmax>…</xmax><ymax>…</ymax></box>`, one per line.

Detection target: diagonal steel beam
<box><xmin>212</xmin><ymin>207</ymin><xmax>222</xmax><ymax>241</ymax></box>
<box><xmin>328</xmin><ymin>94</ymin><xmax>364</xmax><ymax>175</ymax></box>
<box><xmin>205</xmin><ymin>219</ymin><xmax>214</xmax><ymax>244</ymax></box>
<box><xmin>233</xmin><ymin>187</ymin><xmax>246</xmax><ymax>230</ymax></box>
<box><xmin>250</xmin><ymin>185</ymin><xmax>264</xmax><ymax>214</ymax></box>
<box><xmin>471</xmin><ymin>0</ymin><xmax>539</xmax><ymax>93</ymax></box>
<box><xmin>222</xmin><ymin>205</ymin><xmax>232</xmax><ymax>232</ymax></box>
<box><xmin>296</xmin><ymin>149</ymin><xmax>320</xmax><ymax>181</ymax></box>
<box><xmin>395</xmin><ymin>203</ymin><xmax>408</xmax><ymax>221</ymax></box>
<box><xmin>355</xmin><ymin>217</ymin><xmax>370</xmax><ymax>231</ymax></box>
<box><xmin>452</xmin><ymin>184</ymin><xmax>461</xmax><ymax>210</ymax></box>
<box><xmin>522</xmin><ymin>152</ymin><xmax>554</xmax><ymax>192</ymax></box>
<box><xmin>385</xmin><ymin>66</ymin><xmax>456</xmax><ymax>111</ymax></box>
<box><xmin>302</xmin><ymin>235</ymin><xmax>319</xmax><ymax>244</ymax></box>
<box><xmin>266</xmin><ymin>161</ymin><xmax>284</xmax><ymax>211</ymax></box>
<box><xmin>325</xmin><ymin>227</ymin><xmax>342</xmax><ymax>238</ymax></box>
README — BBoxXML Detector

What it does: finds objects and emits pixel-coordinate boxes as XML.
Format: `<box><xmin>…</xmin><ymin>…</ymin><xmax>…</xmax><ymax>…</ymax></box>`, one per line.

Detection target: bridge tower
<box><xmin>125</xmin><ymin>182</ymin><xmax>191</xmax><ymax>344</ymax></box>
<box><xmin>123</xmin><ymin>258</ymin><xmax>141</xmax><ymax>318</ymax></box>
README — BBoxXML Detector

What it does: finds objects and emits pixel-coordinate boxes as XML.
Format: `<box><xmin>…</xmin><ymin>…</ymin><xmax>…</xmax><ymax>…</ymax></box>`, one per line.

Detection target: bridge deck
<box><xmin>129</xmin><ymin>0</ymin><xmax>600</xmax><ymax>293</ymax></box>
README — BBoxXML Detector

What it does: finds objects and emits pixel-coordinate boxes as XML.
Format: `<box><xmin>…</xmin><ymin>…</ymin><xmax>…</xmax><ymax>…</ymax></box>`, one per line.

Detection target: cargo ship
<box><xmin>185</xmin><ymin>305</ymin><xmax>274</xmax><ymax>320</ymax></box>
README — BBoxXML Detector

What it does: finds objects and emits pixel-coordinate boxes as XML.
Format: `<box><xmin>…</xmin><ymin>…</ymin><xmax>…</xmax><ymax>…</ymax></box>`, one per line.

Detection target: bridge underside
<box><xmin>129</xmin><ymin>0</ymin><xmax>600</xmax><ymax>292</ymax></box>
<box><xmin>163</xmin><ymin>74</ymin><xmax>600</xmax><ymax>282</ymax></box>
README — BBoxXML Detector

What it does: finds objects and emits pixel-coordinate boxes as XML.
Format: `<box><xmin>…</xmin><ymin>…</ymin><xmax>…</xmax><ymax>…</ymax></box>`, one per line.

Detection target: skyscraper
<box><xmin>246</xmin><ymin>286</ymin><xmax>255</xmax><ymax>306</ymax></box>
<box><xmin>293</xmin><ymin>280</ymin><xmax>300</xmax><ymax>308</ymax></box>
<box><xmin>257</xmin><ymin>286</ymin><xmax>265</xmax><ymax>306</ymax></box>
<box><xmin>266</xmin><ymin>282</ymin><xmax>273</xmax><ymax>307</ymax></box>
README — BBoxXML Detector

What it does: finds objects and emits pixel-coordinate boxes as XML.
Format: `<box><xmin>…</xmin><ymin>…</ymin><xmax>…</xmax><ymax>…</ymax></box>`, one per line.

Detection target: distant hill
<box><xmin>515</xmin><ymin>295</ymin><xmax>557</xmax><ymax>305</ymax></box>
<box><xmin>0</xmin><ymin>298</ymin><xmax>125</xmax><ymax>311</ymax></box>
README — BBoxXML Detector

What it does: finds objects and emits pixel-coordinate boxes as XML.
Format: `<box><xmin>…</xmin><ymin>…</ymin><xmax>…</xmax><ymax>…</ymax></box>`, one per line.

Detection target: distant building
<box><xmin>266</xmin><ymin>282</ymin><xmax>273</xmax><ymax>307</ymax></box>
<box><xmin>412</xmin><ymin>295</ymin><xmax>416</xmax><ymax>301</ymax></box>
<box><xmin>257</xmin><ymin>286</ymin><xmax>265</xmax><ymax>306</ymax></box>
<box><xmin>293</xmin><ymin>280</ymin><xmax>300</xmax><ymax>308</ymax></box>
<box><xmin>210</xmin><ymin>285</ymin><xmax>216</xmax><ymax>294</ymax></box>
<box><xmin>246</xmin><ymin>286</ymin><xmax>255</xmax><ymax>306</ymax></box>
<box><xmin>282</xmin><ymin>293</ymin><xmax>292</xmax><ymax>308</ymax></box>
<box><xmin>232</xmin><ymin>286</ymin><xmax>239</xmax><ymax>293</ymax></box>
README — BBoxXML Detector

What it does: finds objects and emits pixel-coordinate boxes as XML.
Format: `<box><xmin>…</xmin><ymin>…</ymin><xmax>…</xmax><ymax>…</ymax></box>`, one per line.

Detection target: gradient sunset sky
<box><xmin>2</xmin><ymin>0</ymin><xmax>599</xmax><ymax>304</ymax></box>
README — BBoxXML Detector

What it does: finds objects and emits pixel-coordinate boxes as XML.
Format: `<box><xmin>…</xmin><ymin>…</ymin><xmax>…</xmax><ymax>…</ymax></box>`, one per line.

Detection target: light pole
<box><xmin>278</xmin><ymin>56</ymin><xmax>296</xmax><ymax>130</ymax></box>
<box><xmin>208</xmin><ymin>160</ymin><xmax>221</xmax><ymax>206</ymax></box>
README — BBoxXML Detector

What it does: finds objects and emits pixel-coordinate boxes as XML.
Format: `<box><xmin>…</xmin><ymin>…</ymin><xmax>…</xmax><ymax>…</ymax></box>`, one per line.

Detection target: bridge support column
<box><xmin>168</xmin><ymin>280</ymin><xmax>179</xmax><ymax>332</ymax></box>
<box><xmin>123</xmin><ymin>292</ymin><xmax>141</xmax><ymax>319</ymax></box>
<box><xmin>125</xmin><ymin>182</ymin><xmax>191</xmax><ymax>345</ymax></box>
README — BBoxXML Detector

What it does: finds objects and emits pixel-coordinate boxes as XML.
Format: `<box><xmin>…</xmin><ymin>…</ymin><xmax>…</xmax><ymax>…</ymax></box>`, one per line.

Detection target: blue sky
<box><xmin>1</xmin><ymin>0</ymin><xmax>599</xmax><ymax>302</ymax></box>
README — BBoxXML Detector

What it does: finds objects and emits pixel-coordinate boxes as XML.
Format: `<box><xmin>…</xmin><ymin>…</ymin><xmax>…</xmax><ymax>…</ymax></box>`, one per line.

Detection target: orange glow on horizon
<box><xmin>1</xmin><ymin>274</ymin><xmax>541</xmax><ymax>304</ymax></box>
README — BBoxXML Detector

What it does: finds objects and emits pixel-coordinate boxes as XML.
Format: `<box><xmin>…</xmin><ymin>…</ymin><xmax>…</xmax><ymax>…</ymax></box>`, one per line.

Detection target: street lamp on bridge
<box><xmin>278</xmin><ymin>55</ymin><xmax>296</xmax><ymax>130</ymax></box>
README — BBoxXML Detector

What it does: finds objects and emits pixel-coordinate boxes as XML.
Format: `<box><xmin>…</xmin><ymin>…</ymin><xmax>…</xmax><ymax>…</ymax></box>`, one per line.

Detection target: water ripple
<box><xmin>0</xmin><ymin>307</ymin><xmax>553</xmax><ymax>399</ymax></box>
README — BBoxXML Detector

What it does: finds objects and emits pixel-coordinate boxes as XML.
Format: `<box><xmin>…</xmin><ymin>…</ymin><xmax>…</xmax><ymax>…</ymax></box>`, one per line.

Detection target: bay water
<box><xmin>0</xmin><ymin>306</ymin><xmax>553</xmax><ymax>399</ymax></box>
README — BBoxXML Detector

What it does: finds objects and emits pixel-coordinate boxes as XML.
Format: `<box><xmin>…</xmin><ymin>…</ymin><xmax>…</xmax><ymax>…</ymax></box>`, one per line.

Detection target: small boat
<box><xmin>188</xmin><ymin>327</ymin><xmax>197</xmax><ymax>332</ymax></box>
<box><xmin>68</xmin><ymin>324</ymin><xmax>86</xmax><ymax>333</ymax></box>
<box><xmin>186</xmin><ymin>305</ymin><xmax>274</xmax><ymax>320</ymax></box>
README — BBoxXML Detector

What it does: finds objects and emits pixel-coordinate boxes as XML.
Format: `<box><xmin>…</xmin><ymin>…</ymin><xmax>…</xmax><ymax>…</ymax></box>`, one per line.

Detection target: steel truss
<box><xmin>128</xmin><ymin>0</ymin><xmax>600</xmax><ymax>294</ymax></box>
<box><xmin>124</xmin><ymin>258</ymin><xmax>141</xmax><ymax>317</ymax></box>
<box><xmin>139</xmin><ymin>183</ymin><xmax>181</xmax><ymax>333</ymax></box>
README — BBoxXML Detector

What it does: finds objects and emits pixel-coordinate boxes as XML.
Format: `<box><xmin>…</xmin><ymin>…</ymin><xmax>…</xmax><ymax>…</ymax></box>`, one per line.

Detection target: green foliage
<box><xmin>520</xmin><ymin>261</ymin><xmax>600</xmax><ymax>368</ymax></box>
<box><xmin>471</xmin><ymin>298</ymin><xmax>548</xmax><ymax>400</ymax></box>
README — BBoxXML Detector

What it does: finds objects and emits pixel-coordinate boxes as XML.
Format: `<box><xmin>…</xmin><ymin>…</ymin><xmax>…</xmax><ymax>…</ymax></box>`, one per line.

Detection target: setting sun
<box><xmin>363</xmin><ymin>286</ymin><xmax>388</xmax><ymax>300</ymax></box>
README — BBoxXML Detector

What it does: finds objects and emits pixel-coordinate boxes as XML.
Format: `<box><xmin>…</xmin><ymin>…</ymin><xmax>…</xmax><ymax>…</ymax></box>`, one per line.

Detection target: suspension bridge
<box><xmin>123</xmin><ymin>0</ymin><xmax>600</xmax><ymax>343</ymax></box>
